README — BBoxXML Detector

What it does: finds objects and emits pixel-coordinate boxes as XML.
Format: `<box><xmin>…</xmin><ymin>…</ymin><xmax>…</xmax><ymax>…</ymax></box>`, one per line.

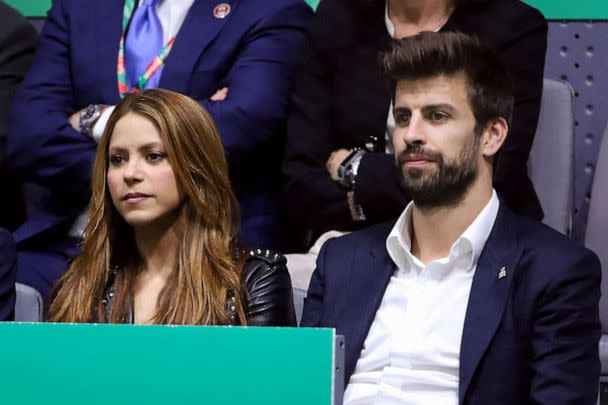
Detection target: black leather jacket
<box><xmin>102</xmin><ymin>248</ymin><xmax>296</xmax><ymax>326</ymax></box>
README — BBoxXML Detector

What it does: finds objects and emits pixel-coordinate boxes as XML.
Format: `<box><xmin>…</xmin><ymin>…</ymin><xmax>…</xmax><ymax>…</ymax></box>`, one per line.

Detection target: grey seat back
<box><xmin>14</xmin><ymin>282</ymin><xmax>44</xmax><ymax>322</ymax></box>
<box><xmin>586</xmin><ymin>123</ymin><xmax>608</xmax><ymax>373</ymax></box>
<box><xmin>528</xmin><ymin>79</ymin><xmax>575</xmax><ymax>235</ymax></box>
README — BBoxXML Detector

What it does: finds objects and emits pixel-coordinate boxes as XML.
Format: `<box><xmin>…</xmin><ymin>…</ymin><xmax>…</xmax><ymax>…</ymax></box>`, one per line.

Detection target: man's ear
<box><xmin>480</xmin><ymin>117</ymin><xmax>508</xmax><ymax>158</ymax></box>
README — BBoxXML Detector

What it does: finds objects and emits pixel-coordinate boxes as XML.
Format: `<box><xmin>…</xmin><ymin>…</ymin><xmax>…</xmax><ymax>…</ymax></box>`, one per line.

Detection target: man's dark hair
<box><xmin>382</xmin><ymin>31</ymin><xmax>514</xmax><ymax>135</ymax></box>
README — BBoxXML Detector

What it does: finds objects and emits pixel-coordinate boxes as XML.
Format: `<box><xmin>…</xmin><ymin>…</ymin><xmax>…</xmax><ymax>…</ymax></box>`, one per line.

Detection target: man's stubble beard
<box><xmin>397</xmin><ymin>137</ymin><xmax>480</xmax><ymax>209</ymax></box>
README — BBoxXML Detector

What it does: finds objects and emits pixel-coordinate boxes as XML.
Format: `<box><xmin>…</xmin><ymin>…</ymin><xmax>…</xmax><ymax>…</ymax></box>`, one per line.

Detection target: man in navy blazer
<box><xmin>301</xmin><ymin>32</ymin><xmax>601</xmax><ymax>404</ymax></box>
<box><xmin>7</xmin><ymin>0</ymin><xmax>312</xmax><ymax>299</ymax></box>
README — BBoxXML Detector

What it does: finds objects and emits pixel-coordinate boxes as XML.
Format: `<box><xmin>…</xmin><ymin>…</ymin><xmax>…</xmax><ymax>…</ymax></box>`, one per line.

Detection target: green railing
<box><xmin>5</xmin><ymin>0</ymin><xmax>608</xmax><ymax>20</ymax></box>
<box><xmin>0</xmin><ymin>323</ymin><xmax>338</xmax><ymax>404</ymax></box>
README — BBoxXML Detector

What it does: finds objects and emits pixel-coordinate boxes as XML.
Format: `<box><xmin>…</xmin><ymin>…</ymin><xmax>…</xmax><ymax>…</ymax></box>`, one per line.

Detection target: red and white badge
<box><xmin>213</xmin><ymin>3</ymin><xmax>231</xmax><ymax>19</ymax></box>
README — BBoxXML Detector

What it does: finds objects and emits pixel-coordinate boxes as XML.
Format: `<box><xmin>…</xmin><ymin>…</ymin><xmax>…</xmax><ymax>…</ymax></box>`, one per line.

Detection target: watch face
<box><xmin>84</xmin><ymin>105</ymin><xmax>97</xmax><ymax>120</ymax></box>
<box><xmin>80</xmin><ymin>104</ymin><xmax>101</xmax><ymax>134</ymax></box>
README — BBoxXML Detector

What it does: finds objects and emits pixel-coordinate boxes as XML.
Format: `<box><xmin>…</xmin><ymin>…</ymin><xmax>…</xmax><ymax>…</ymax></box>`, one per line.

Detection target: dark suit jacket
<box><xmin>0</xmin><ymin>228</ymin><xmax>17</xmax><ymax>321</ymax></box>
<box><xmin>301</xmin><ymin>204</ymin><xmax>601</xmax><ymax>404</ymax></box>
<box><xmin>284</xmin><ymin>0</ymin><xmax>547</xmax><ymax>234</ymax></box>
<box><xmin>0</xmin><ymin>2</ymin><xmax>37</xmax><ymax>231</ymax></box>
<box><xmin>7</xmin><ymin>0</ymin><xmax>313</xmax><ymax>249</ymax></box>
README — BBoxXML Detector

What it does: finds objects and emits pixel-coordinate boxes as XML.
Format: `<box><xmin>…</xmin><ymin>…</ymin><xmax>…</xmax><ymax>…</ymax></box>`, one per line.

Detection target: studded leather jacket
<box><xmin>102</xmin><ymin>248</ymin><xmax>297</xmax><ymax>326</ymax></box>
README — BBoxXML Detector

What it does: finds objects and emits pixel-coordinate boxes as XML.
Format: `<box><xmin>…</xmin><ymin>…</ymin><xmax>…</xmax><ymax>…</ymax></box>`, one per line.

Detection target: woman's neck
<box><xmin>388</xmin><ymin>0</ymin><xmax>455</xmax><ymax>36</ymax></box>
<box><xmin>133</xmin><ymin>216</ymin><xmax>181</xmax><ymax>278</ymax></box>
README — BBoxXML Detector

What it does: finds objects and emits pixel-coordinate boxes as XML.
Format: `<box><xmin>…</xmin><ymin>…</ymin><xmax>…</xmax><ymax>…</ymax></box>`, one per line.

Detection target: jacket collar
<box><xmin>337</xmin><ymin>222</ymin><xmax>396</xmax><ymax>383</ymax></box>
<box><xmin>95</xmin><ymin>0</ymin><xmax>237</xmax><ymax>100</ymax></box>
<box><xmin>160</xmin><ymin>0</ymin><xmax>237</xmax><ymax>92</ymax></box>
<box><xmin>458</xmin><ymin>203</ymin><xmax>523</xmax><ymax>403</ymax></box>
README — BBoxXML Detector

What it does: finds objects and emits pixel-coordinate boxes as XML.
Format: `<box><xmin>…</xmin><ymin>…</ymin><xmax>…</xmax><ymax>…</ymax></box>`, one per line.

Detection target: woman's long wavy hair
<box><xmin>48</xmin><ymin>89</ymin><xmax>246</xmax><ymax>325</ymax></box>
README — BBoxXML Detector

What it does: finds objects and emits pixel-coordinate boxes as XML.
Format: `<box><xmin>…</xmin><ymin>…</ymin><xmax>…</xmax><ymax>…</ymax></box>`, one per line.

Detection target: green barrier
<box><xmin>303</xmin><ymin>0</ymin><xmax>603</xmax><ymax>20</ymax></box>
<box><xmin>522</xmin><ymin>0</ymin><xmax>606</xmax><ymax>20</ymax></box>
<box><xmin>5</xmin><ymin>0</ymin><xmax>48</xmax><ymax>17</ymax></box>
<box><xmin>0</xmin><ymin>323</ymin><xmax>341</xmax><ymax>404</ymax></box>
<box><xmin>5</xmin><ymin>0</ymin><xmax>608</xmax><ymax>20</ymax></box>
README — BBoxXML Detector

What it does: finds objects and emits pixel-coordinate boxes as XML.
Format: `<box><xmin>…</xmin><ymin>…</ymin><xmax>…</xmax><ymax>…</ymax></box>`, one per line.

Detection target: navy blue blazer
<box><xmin>302</xmin><ymin>204</ymin><xmax>601</xmax><ymax>404</ymax></box>
<box><xmin>7</xmin><ymin>0</ymin><xmax>313</xmax><ymax>249</ymax></box>
<box><xmin>0</xmin><ymin>228</ymin><xmax>17</xmax><ymax>321</ymax></box>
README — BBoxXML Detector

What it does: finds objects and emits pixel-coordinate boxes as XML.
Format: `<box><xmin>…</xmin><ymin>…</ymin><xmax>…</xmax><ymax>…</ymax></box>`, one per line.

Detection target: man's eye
<box><xmin>109</xmin><ymin>155</ymin><xmax>124</xmax><ymax>165</ymax></box>
<box><xmin>395</xmin><ymin>113</ymin><xmax>410</xmax><ymax>125</ymax></box>
<box><xmin>147</xmin><ymin>152</ymin><xmax>166</xmax><ymax>162</ymax></box>
<box><xmin>431</xmin><ymin>111</ymin><xmax>449</xmax><ymax>121</ymax></box>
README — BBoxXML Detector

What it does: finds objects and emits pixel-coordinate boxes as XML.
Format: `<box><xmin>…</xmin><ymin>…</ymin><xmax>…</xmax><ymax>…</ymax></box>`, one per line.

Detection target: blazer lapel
<box><xmin>338</xmin><ymin>229</ymin><xmax>395</xmax><ymax>382</ymax></box>
<box><xmin>459</xmin><ymin>205</ymin><xmax>523</xmax><ymax>403</ymax></box>
<box><xmin>160</xmin><ymin>0</ymin><xmax>238</xmax><ymax>93</ymax></box>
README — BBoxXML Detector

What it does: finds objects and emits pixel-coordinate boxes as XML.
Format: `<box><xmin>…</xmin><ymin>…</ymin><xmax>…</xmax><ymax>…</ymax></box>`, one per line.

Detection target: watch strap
<box><xmin>347</xmin><ymin>190</ymin><xmax>366</xmax><ymax>221</ymax></box>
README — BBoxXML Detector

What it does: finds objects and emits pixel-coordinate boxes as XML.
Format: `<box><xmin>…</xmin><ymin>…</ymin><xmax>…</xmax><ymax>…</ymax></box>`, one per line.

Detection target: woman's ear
<box><xmin>480</xmin><ymin>117</ymin><xmax>508</xmax><ymax>158</ymax></box>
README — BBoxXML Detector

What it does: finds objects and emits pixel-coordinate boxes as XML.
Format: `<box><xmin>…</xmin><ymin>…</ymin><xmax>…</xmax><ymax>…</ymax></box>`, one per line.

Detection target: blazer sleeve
<box><xmin>528</xmin><ymin>250</ymin><xmax>601</xmax><ymax>404</ymax></box>
<box><xmin>300</xmin><ymin>240</ymin><xmax>329</xmax><ymax>327</ymax></box>
<box><xmin>0</xmin><ymin>229</ymin><xmax>17</xmax><ymax>322</ymax></box>
<box><xmin>198</xmin><ymin>1</ymin><xmax>312</xmax><ymax>173</ymax></box>
<box><xmin>492</xmin><ymin>7</ymin><xmax>547</xmax><ymax>218</ymax></box>
<box><xmin>243</xmin><ymin>254</ymin><xmax>297</xmax><ymax>327</ymax></box>
<box><xmin>0</xmin><ymin>4</ymin><xmax>37</xmax><ymax>160</ymax></box>
<box><xmin>6</xmin><ymin>0</ymin><xmax>97</xmax><ymax>201</ymax></box>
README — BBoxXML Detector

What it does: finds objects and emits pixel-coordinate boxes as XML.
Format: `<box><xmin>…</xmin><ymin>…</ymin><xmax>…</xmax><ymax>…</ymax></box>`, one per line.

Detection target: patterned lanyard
<box><xmin>116</xmin><ymin>0</ymin><xmax>177</xmax><ymax>99</ymax></box>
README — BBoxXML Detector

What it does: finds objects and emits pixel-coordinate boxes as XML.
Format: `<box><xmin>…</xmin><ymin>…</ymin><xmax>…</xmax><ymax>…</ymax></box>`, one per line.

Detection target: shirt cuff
<box><xmin>91</xmin><ymin>105</ymin><xmax>116</xmax><ymax>143</ymax></box>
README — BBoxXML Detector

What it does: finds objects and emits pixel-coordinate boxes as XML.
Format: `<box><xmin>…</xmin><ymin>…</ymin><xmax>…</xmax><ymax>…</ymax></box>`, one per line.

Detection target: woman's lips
<box><xmin>122</xmin><ymin>193</ymin><xmax>151</xmax><ymax>205</ymax></box>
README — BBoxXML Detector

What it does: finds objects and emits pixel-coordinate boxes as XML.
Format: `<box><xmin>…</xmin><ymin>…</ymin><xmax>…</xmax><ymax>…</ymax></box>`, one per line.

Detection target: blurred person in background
<box><xmin>0</xmin><ymin>2</ymin><xmax>36</xmax><ymax>232</ymax></box>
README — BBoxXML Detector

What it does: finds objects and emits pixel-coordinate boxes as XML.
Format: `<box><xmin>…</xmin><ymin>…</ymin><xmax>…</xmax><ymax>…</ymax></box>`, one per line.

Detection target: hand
<box><xmin>326</xmin><ymin>148</ymin><xmax>351</xmax><ymax>181</ymax></box>
<box><xmin>210</xmin><ymin>87</ymin><xmax>229</xmax><ymax>101</ymax></box>
<box><xmin>68</xmin><ymin>109</ymin><xmax>85</xmax><ymax>132</ymax></box>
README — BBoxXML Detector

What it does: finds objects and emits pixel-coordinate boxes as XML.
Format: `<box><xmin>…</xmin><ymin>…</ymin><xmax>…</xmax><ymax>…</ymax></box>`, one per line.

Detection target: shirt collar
<box><xmin>385</xmin><ymin>1</ymin><xmax>396</xmax><ymax>37</ymax></box>
<box><xmin>386</xmin><ymin>190</ymin><xmax>500</xmax><ymax>272</ymax></box>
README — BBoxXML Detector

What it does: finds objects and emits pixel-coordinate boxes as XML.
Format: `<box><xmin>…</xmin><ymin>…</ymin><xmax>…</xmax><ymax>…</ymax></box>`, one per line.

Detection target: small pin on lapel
<box><xmin>213</xmin><ymin>3</ymin><xmax>231</xmax><ymax>19</ymax></box>
<box><xmin>498</xmin><ymin>266</ymin><xmax>507</xmax><ymax>279</ymax></box>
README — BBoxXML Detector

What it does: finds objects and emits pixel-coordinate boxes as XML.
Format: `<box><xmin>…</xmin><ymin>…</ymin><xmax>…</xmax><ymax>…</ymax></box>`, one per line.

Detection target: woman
<box><xmin>48</xmin><ymin>89</ymin><xmax>296</xmax><ymax>326</ymax></box>
<box><xmin>284</xmin><ymin>0</ymin><xmax>547</xmax><ymax>237</ymax></box>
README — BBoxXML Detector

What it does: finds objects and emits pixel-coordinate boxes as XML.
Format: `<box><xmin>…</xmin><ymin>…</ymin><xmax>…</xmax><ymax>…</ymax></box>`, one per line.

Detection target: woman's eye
<box><xmin>147</xmin><ymin>152</ymin><xmax>166</xmax><ymax>162</ymax></box>
<box><xmin>109</xmin><ymin>155</ymin><xmax>124</xmax><ymax>165</ymax></box>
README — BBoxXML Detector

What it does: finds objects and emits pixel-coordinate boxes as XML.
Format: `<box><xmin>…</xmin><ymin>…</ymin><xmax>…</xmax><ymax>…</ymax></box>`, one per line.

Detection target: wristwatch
<box><xmin>337</xmin><ymin>149</ymin><xmax>365</xmax><ymax>189</ymax></box>
<box><xmin>79</xmin><ymin>104</ymin><xmax>104</xmax><ymax>137</ymax></box>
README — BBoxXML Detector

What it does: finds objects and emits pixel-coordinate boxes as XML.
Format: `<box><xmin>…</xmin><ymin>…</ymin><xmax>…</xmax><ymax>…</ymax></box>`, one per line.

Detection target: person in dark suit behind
<box><xmin>7</xmin><ymin>0</ymin><xmax>312</xmax><ymax>300</ymax></box>
<box><xmin>284</xmin><ymin>0</ymin><xmax>547</xmax><ymax>238</ymax></box>
<box><xmin>301</xmin><ymin>32</ymin><xmax>601</xmax><ymax>404</ymax></box>
<box><xmin>0</xmin><ymin>228</ymin><xmax>17</xmax><ymax>321</ymax></box>
<box><xmin>0</xmin><ymin>3</ymin><xmax>37</xmax><ymax>231</ymax></box>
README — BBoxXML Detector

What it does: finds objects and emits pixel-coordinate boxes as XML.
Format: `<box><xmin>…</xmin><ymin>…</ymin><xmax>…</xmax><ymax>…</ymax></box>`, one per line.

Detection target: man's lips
<box><xmin>404</xmin><ymin>154</ymin><xmax>435</xmax><ymax>162</ymax></box>
<box><xmin>403</xmin><ymin>155</ymin><xmax>436</xmax><ymax>167</ymax></box>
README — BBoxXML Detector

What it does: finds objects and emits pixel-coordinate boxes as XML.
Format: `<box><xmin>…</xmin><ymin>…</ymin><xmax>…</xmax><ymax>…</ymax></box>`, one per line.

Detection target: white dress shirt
<box><xmin>343</xmin><ymin>190</ymin><xmax>499</xmax><ymax>405</ymax></box>
<box><xmin>70</xmin><ymin>0</ymin><xmax>195</xmax><ymax>238</ymax></box>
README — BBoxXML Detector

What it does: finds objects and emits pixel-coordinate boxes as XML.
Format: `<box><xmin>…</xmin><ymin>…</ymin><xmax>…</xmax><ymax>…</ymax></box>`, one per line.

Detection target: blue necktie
<box><xmin>125</xmin><ymin>0</ymin><xmax>164</xmax><ymax>89</ymax></box>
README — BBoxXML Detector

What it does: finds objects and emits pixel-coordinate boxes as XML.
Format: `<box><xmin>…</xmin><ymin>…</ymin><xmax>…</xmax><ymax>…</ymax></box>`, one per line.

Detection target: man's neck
<box><xmin>389</xmin><ymin>0</ymin><xmax>455</xmax><ymax>27</ymax></box>
<box><xmin>409</xmin><ymin>181</ymin><xmax>493</xmax><ymax>265</ymax></box>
